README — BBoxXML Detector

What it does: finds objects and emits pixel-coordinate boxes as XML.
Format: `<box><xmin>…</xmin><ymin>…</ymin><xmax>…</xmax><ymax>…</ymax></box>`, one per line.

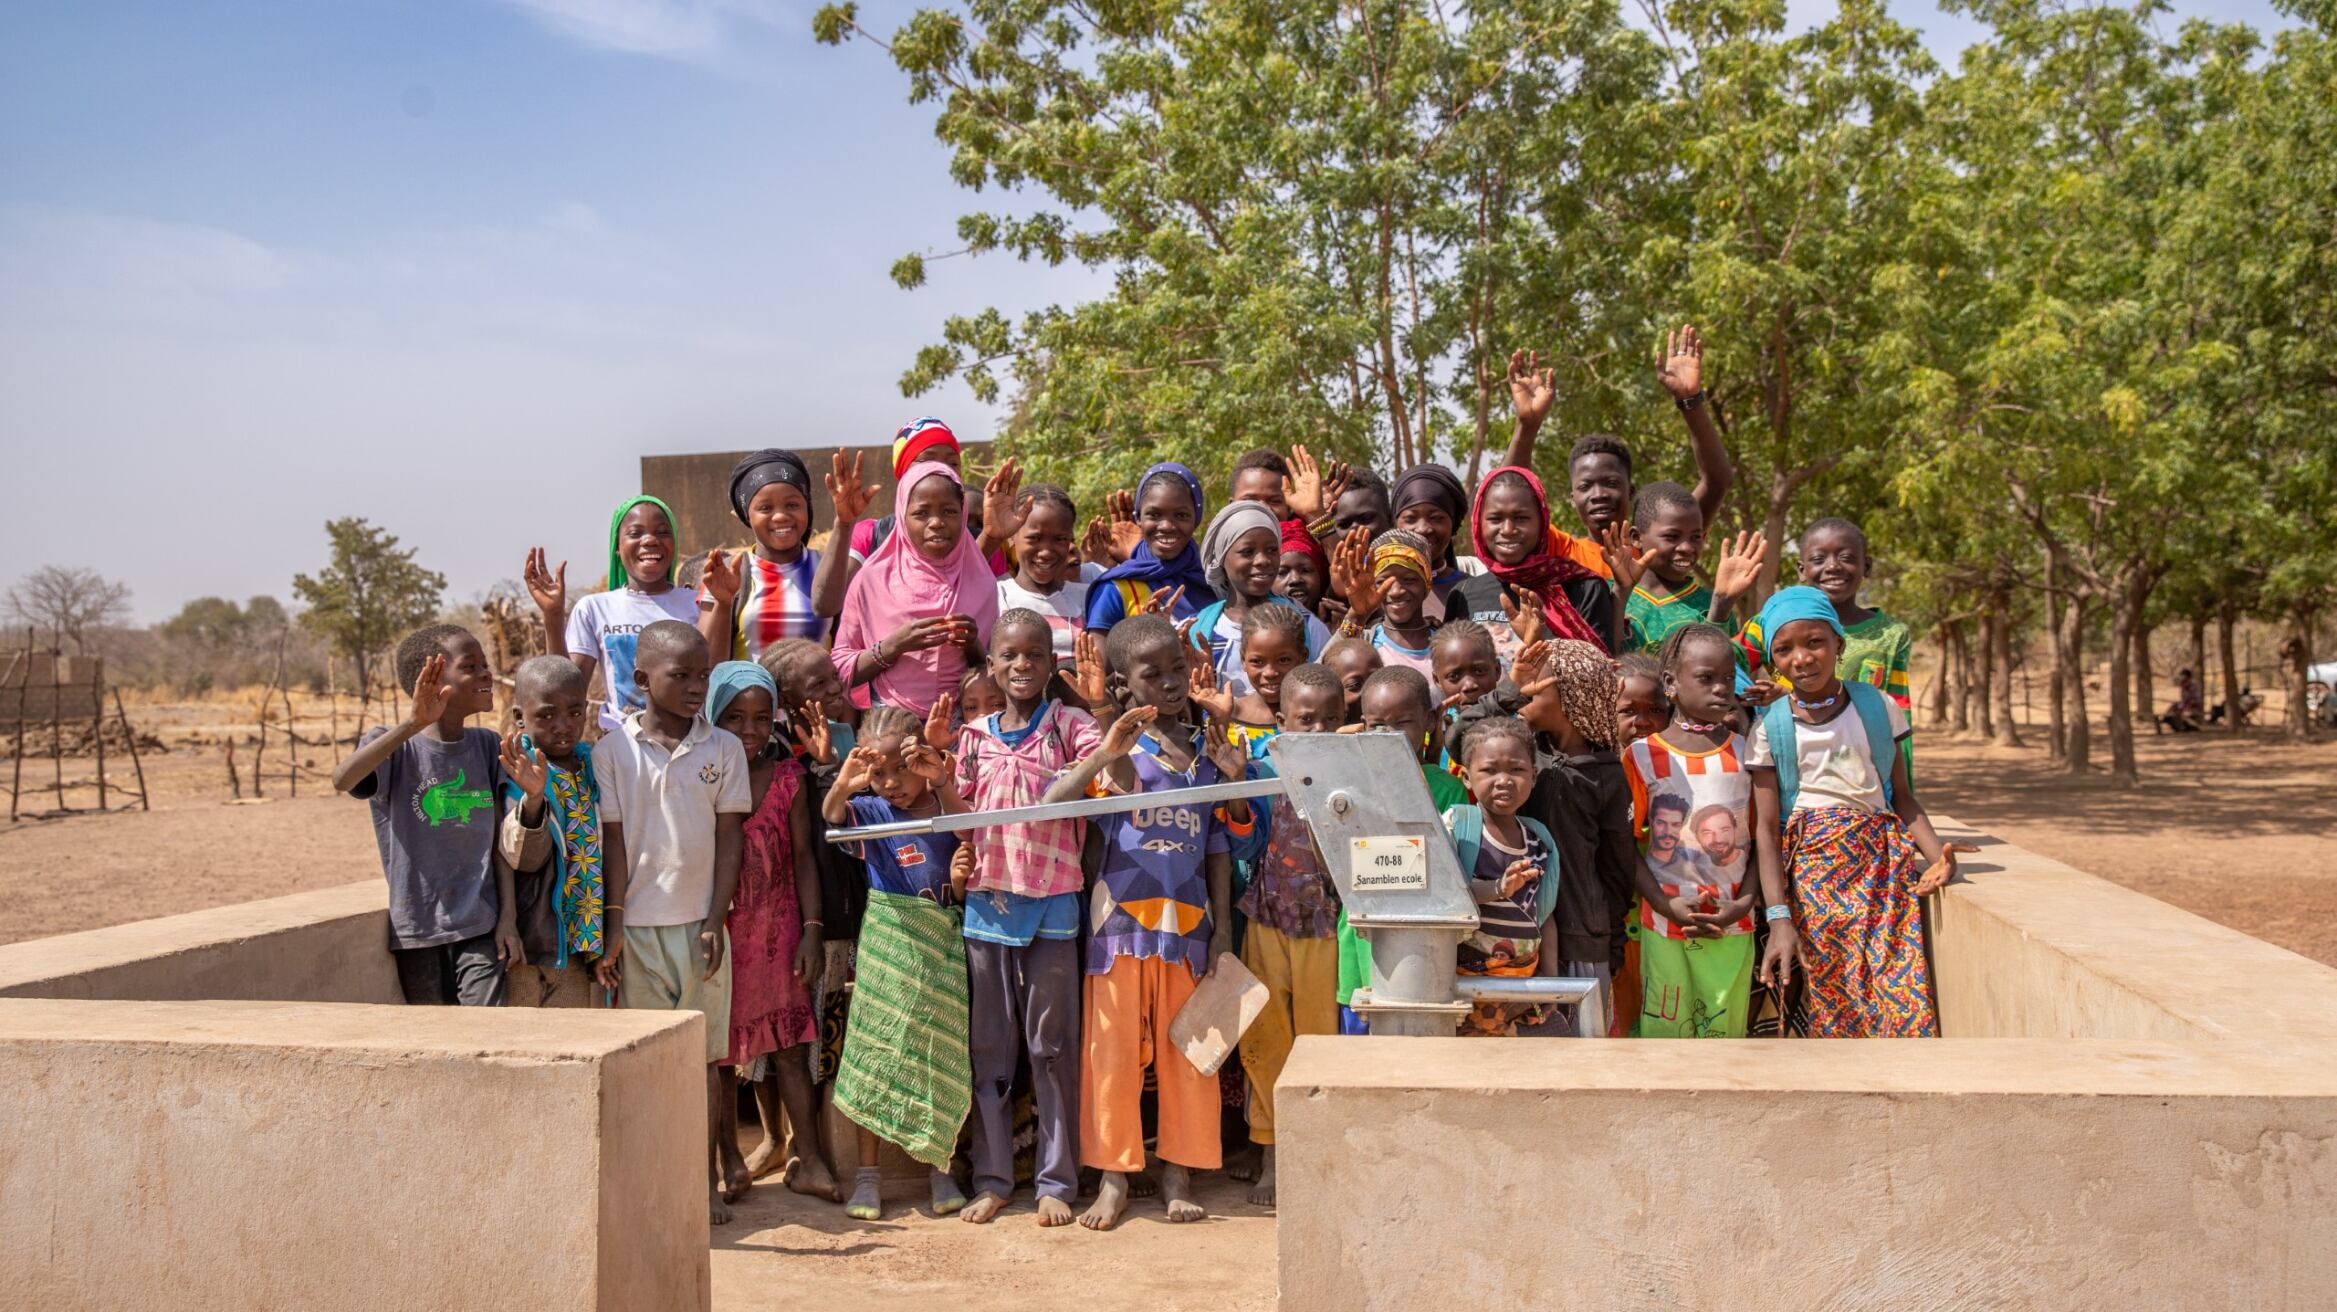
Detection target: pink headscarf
<box><xmin>831</xmin><ymin>460</ymin><xmax>999</xmax><ymax>715</ymax></box>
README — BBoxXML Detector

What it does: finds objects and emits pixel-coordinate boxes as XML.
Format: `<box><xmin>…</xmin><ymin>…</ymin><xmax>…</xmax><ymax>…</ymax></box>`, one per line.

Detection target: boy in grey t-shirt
<box><xmin>333</xmin><ymin>624</ymin><xmax>525</xmax><ymax>1005</ymax></box>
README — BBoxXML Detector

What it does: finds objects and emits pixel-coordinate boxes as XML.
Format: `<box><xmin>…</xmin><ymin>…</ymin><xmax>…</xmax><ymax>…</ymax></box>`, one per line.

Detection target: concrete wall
<box><xmin>1280</xmin><ymin>813</ymin><xmax>2337</xmax><ymax>1311</ymax></box>
<box><xmin>0</xmin><ymin>998</ymin><xmax>708</xmax><ymax>1312</ymax></box>
<box><xmin>1278</xmin><ymin>1039</ymin><xmax>2337</xmax><ymax>1310</ymax></box>
<box><xmin>1927</xmin><ymin>817</ymin><xmax>2337</xmax><ymax>1041</ymax></box>
<box><xmin>0</xmin><ymin>881</ymin><xmax>400</xmax><ymax>1003</ymax></box>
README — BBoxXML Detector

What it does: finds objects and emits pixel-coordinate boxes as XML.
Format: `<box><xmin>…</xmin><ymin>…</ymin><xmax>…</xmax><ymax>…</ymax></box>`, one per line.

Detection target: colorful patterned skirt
<box><xmin>831</xmin><ymin>890</ymin><xmax>972</xmax><ymax>1168</ymax></box>
<box><xmin>1785</xmin><ymin>807</ymin><xmax>1937</xmax><ymax>1038</ymax></box>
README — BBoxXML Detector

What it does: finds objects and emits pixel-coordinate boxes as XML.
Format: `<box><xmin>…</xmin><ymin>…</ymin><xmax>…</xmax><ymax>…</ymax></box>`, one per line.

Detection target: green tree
<box><xmin>813</xmin><ymin>0</ymin><xmax>1667</xmax><ymax>504</ymax></box>
<box><xmin>291</xmin><ymin>519</ymin><xmax>444</xmax><ymax>702</ymax></box>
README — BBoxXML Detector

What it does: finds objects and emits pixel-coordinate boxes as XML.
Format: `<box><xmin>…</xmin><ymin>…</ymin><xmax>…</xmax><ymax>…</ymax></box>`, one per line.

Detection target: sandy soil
<box><xmin>711</xmin><ymin>1169</ymin><xmax>1275</xmax><ymax>1312</ymax></box>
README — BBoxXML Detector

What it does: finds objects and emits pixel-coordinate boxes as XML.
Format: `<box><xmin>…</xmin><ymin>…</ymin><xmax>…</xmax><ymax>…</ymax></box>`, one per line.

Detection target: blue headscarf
<box><xmin>1754</xmin><ymin>585</ymin><xmax>1844</xmax><ymax>658</ymax></box>
<box><xmin>706</xmin><ymin>659</ymin><xmax>778</xmax><ymax>726</ymax></box>
<box><xmin>1089</xmin><ymin>461</ymin><xmax>1215</xmax><ymax>623</ymax></box>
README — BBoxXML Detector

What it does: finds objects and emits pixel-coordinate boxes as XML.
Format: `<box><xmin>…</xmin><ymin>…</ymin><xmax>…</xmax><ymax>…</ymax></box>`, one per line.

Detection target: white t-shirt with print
<box><xmin>996</xmin><ymin>563</ymin><xmax>1103</xmax><ymax>665</ymax></box>
<box><xmin>566</xmin><ymin>587</ymin><xmax>701</xmax><ymax>733</ymax></box>
<box><xmin>1742</xmin><ymin>696</ymin><xmax>1911</xmax><ymax>815</ymax></box>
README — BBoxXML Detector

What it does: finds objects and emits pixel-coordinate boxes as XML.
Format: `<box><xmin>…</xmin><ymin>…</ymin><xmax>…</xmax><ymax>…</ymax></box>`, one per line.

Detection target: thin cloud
<box><xmin>493</xmin><ymin>0</ymin><xmax>788</xmax><ymax>59</ymax></box>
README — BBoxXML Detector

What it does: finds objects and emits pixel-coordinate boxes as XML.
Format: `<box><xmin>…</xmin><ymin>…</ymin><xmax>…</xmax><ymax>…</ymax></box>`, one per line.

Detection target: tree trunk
<box><xmin>2046</xmin><ymin>583</ymin><xmax>2068</xmax><ymax>760</ymax></box>
<box><xmin>1948</xmin><ymin>621</ymin><xmax>1972</xmax><ymax>733</ymax></box>
<box><xmin>2186</xmin><ymin>614</ymin><xmax>2206</xmax><ymax>695</ymax></box>
<box><xmin>2216</xmin><ymin>603</ymin><xmax>2243</xmax><ymax>731</ymax></box>
<box><xmin>2105</xmin><ymin>572</ymin><xmax>2142</xmax><ymax>786</ymax></box>
<box><xmin>2061</xmin><ymin>592</ymin><xmax>2091</xmax><ymax>775</ymax></box>
<box><xmin>2288</xmin><ymin>607</ymin><xmax>2320</xmax><ymax>738</ymax></box>
<box><xmin>2131</xmin><ymin>620</ymin><xmax>2155</xmax><ymax>727</ymax></box>
<box><xmin>1991</xmin><ymin>586</ymin><xmax>2023</xmax><ymax>747</ymax></box>
<box><xmin>1926</xmin><ymin>629</ymin><xmax>1952</xmax><ymax>728</ymax></box>
<box><xmin>1974</xmin><ymin>610</ymin><xmax>1997</xmax><ymax>740</ymax></box>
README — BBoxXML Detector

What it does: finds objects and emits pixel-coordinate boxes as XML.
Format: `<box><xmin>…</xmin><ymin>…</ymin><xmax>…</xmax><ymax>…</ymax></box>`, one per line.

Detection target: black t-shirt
<box><xmin>1442</xmin><ymin>570</ymin><xmax>1613</xmax><ymax>660</ymax></box>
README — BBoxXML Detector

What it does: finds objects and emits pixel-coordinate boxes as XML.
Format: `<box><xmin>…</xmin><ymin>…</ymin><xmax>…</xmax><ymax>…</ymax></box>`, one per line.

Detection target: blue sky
<box><xmin>0</xmin><ymin>0</ymin><xmax>2297</xmax><ymax>621</ymax></box>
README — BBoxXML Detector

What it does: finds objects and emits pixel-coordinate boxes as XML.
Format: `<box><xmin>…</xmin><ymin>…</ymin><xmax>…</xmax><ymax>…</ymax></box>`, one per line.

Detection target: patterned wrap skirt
<box><xmin>1785</xmin><ymin>807</ymin><xmax>1938</xmax><ymax>1038</ymax></box>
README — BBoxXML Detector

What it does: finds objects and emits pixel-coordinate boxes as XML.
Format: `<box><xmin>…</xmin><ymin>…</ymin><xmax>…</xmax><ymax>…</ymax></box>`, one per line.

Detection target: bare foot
<box><xmin>1128</xmin><ymin>1168</ymin><xmax>1159</xmax><ymax>1198</ymax></box>
<box><xmin>1035</xmin><ymin>1195</ymin><xmax>1075</xmax><ymax>1227</ymax></box>
<box><xmin>844</xmin><ymin>1168</ymin><xmax>882</xmax><ymax>1221</ymax></box>
<box><xmin>1225</xmin><ymin>1142</ymin><xmax>1261</xmax><ymax>1183</ymax></box>
<box><xmin>744</xmin><ymin>1135</ymin><xmax>786</xmax><ymax>1181</ymax></box>
<box><xmin>1080</xmin><ymin>1171</ymin><xmax>1131</xmax><ymax>1230</ymax></box>
<box><xmin>960</xmin><ymin>1190</ymin><xmax>1008</xmax><ymax>1224</ymax></box>
<box><xmin>1161</xmin><ymin>1164</ymin><xmax>1205</xmax><ymax>1222</ymax></box>
<box><xmin>786</xmin><ymin>1154</ymin><xmax>840</xmax><ymax>1202</ymax></box>
<box><xmin>720</xmin><ymin>1137</ymin><xmax>752</xmax><ymax>1203</ymax></box>
<box><xmin>710</xmin><ymin>1184</ymin><xmax>733</xmax><ymax>1227</ymax></box>
<box><xmin>1248</xmin><ymin>1146</ymin><xmax>1276</xmax><ymax>1208</ymax></box>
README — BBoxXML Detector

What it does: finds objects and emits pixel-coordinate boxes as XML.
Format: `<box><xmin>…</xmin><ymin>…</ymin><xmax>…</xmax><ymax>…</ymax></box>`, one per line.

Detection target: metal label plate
<box><xmin>1350</xmin><ymin>836</ymin><xmax>1427</xmax><ymax>892</ymax></box>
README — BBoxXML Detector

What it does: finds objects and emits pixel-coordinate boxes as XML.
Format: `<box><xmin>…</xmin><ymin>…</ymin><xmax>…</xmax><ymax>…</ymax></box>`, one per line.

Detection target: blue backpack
<box><xmin>1447</xmin><ymin>804</ymin><xmax>1561</xmax><ymax>931</ymax></box>
<box><xmin>1758</xmin><ymin>681</ymin><xmax>1897</xmax><ymax>825</ymax></box>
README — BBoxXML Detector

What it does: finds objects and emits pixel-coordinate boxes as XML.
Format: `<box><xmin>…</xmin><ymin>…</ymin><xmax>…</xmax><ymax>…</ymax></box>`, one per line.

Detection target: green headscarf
<box><xmin>606</xmin><ymin>494</ymin><xmax>678</xmax><ymax>590</ymax></box>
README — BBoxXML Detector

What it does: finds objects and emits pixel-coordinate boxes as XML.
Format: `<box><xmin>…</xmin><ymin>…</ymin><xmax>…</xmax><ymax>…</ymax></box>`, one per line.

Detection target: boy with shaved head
<box><xmin>497</xmin><ymin>655</ymin><xmax>616</xmax><ymax>1007</ymax></box>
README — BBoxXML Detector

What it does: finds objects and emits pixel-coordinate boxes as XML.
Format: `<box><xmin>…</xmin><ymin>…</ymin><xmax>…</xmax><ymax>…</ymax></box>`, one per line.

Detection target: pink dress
<box><xmin>726</xmin><ymin>759</ymin><xmax>817</xmax><ymax>1065</ymax></box>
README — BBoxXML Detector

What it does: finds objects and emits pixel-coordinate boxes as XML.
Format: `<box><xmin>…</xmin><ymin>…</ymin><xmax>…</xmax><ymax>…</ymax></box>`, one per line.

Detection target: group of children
<box><xmin>337</xmin><ymin>325</ymin><xmax>1965</xmax><ymax>1230</ymax></box>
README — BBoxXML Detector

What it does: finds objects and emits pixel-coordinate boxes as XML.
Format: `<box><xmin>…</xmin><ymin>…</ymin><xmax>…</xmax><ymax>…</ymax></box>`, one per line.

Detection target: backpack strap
<box><xmin>1518</xmin><ymin>815</ymin><xmax>1561</xmax><ymax>930</ymax></box>
<box><xmin>1844</xmin><ymin>681</ymin><xmax>1897</xmax><ymax>808</ymax></box>
<box><xmin>1446</xmin><ymin>804</ymin><xmax>1482</xmax><ymax>879</ymax></box>
<box><xmin>1760</xmin><ymin>696</ymin><xmax>1802</xmax><ymax>827</ymax></box>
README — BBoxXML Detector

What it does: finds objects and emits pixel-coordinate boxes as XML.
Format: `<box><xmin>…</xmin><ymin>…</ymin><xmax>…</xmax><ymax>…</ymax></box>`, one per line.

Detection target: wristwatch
<box><xmin>1675</xmin><ymin>389</ymin><xmax>1708</xmax><ymax>413</ymax></box>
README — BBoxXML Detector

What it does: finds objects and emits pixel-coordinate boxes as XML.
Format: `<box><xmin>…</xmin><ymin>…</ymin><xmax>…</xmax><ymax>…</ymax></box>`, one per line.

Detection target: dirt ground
<box><xmin>711</xmin><ymin>1167</ymin><xmax>1275</xmax><ymax>1312</ymax></box>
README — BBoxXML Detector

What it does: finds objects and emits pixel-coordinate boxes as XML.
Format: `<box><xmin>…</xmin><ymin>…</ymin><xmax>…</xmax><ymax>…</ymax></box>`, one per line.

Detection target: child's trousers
<box><xmin>965</xmin><ymin>936</ymin><xmax>1081</xmax><ymax>1203</ymax></box>
<box><xmin>1236</xmin><ymin>923</ymin><xmax>1338</xmax><ymax>1144</ymax></box>
<box><xmin>1081</xmin><ymin>954</ymin><xmax>1220</xmax><ymax>1172</ymax></box>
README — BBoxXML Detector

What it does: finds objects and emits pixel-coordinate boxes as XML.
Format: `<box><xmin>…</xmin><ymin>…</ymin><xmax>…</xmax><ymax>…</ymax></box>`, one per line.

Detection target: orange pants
<box><xmin>1081</xmin><ymin>954</ymin><xmax>1221</xmax><ymax>1172</ymax></box>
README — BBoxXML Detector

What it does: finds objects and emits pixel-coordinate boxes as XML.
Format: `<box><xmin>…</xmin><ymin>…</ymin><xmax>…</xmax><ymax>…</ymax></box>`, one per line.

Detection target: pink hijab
<box><xmin>831</xmin><ymin>460</ymin><xmax>999</xmax><ymax>715</ymax></box>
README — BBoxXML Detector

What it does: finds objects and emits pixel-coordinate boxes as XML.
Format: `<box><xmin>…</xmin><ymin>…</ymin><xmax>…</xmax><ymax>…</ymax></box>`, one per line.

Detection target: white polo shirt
<box><xmin>596</xmin><ymin>712</ymin><xmax>753</xmax><ymax>928</ymax></box>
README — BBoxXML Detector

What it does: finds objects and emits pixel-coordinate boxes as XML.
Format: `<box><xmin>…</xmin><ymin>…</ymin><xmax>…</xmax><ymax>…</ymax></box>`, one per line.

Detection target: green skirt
<box><xmin>831</xmin><ymin>890</ymin><xmax>971</xmax><ymax>1167</ymax></box>
<box><xmin>1635</xmin><ymin>929</ymin><xmax>1755</xmax><ymax>1038</ymax></box>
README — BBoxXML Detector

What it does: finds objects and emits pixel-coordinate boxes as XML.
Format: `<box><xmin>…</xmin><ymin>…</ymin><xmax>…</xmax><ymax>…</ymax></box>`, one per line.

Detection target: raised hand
<box><xmin>1287</xmin><ymin>445</ymin><xmax>1350</xmax><ymax>521</ymax></box>
<box><xmin>1507</xmin><ymin>348</ymin><xmax>1555</xmax><ymax>428</ymax></box>
<box><xmin>1071</xmin><ymin>630</ymin><xmax>1111</xmax><ymax>708</ymax></box>
<box><xmin>1106</xmin><ymin>489</ymin><xmax>1141</xmax><ymax>562</ymax></box>
<box><xmin>981</xmin><ymin>457</ymin><xmax>1027</xmax><ymax>542</ymax></box>
<box><xmin>1657</xmin><ymin>323</ymin><xmax>1704</xmax><ymax>400</ymax></box>
<box><xmin>903</xmin><ymin>742</ymin><xmax>956</xmax><ymax>783</ymax></box>
<box><xmin>826</xmin><ymin>448</ymin><xmax>872</xmax><ymax>525</ymax></box>
<box><xmin>500</xmin><ymin>734</ymin><xmax>549</xmax><ymax>801</ymax></box>
<box><xmin>834</xmin><ymin>744</ymin><xmax>880</xmax><ymax>795</ymax></box>
<box><xmin>787</xmin><ymin>704</ymin><xmax>835</xmax><ymax>764</ymax></box>
<box><xmin>923</xmin><ymin>692</ymin><xmax>958</xmax><ymax>750</ymax></box>
<box><xmin>1099</xmin><ymin>704</ymin><xmax>1159</xmax><ymax>758</ymax></box>
<box><xmin>1079</xmin><ymin>515</ymin><xmax>1115</xmax><ymax>567</ymax></box>
<box><xmin>1498</xmin><ymin>587</ymin><xmax>1547</xmax><ymax>645</ymax></box>
<box><xmin>1498</xmin><ymin>858</ymin><xmax>1540</xmax><ymax>899</ymax></box>
<box><xmin>1598</xmin><ymin>520</ymin><xmax>1662</xmax><ymax>594</ymax></box>
<box><xmin>1513</xmin><ymin>639</ymin><xmax>1552</xmax><ymax>689</ymax></box>
<box><xmin>699</xmin><ymin>548</ymin><xmax>745</xmax><ymax>606</ymax></box>
<box><xmin>524</xmin><ymin>548</ymin><xmax>567</xmax><ymax>618</ymax></box>
<box><xmin>1202</xmin><ymin>715</ymin><xmax>1249</xmax><ymax>780</ymax></box>
<box><xmin>1331</xmin><ymin>531</ymin><xmax>1382</xmax><ymax>618</ymax></box>
<box><xmin>406</xmin><ymin>654</ymin><xmax>451</xmax><ymax>729</ymax></box>
<box><xmin>1711</xmin><ymin>529</ymin><xmax>1767</xmax><ymax>602</ymax></box>
<box><xmin>1137</xmin><ymin>584</ymin><xmax>1185</xmax><ymax>618</ymax></box>
<box><xmin>1186</xmin><ymin>657</ymin><xmax>1236</xmax><ymax>720</ymax></box>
